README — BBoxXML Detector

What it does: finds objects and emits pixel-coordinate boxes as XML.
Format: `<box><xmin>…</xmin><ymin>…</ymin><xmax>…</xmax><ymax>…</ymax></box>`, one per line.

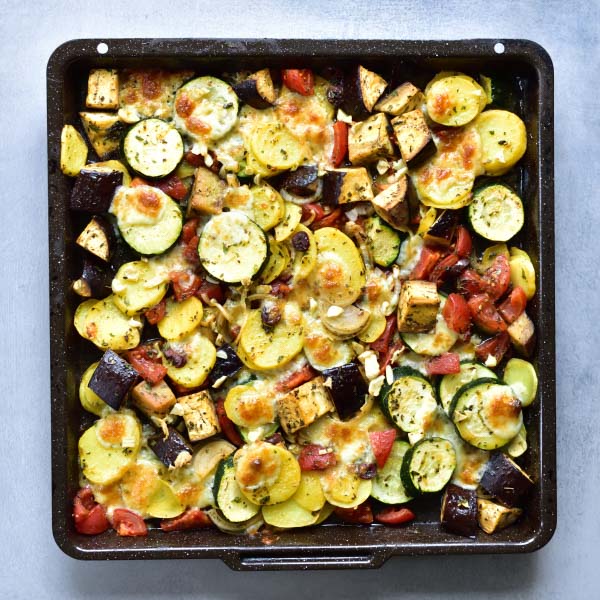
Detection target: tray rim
<box><xmin>47</xmin><ymin>37</ymin><xmax>555</xmax><ymax>569</ymax></box>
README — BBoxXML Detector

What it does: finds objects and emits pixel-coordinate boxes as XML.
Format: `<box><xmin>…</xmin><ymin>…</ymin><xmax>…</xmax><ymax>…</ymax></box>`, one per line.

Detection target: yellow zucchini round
<box><xmin>274</xmin><ymin>202</ymin><xmax>303</xmax><ymax>242</ymax></box>
<box><xmin>509</xmin><ymin>253</ymin><xmax>536</xmax><ymax>300</ymax></box>
<box><xmin>74</xmin><ymin>298</ymin><xmax>98</xmax><ymax>340</ymax></box>
<box><xmin>357</xmin><ymin>311</ymin><xmax>387</xmax><ymax>343</ymax></box>
<box><xmin>476</xmin><ymin>243</ymin><xmax>510</xmax><ymax>274</ymax></box>
<box><xmin>162</xmin><ymin>332</ymin><xmax>216</xmax><ymax>388</ymax></box>
<box><xmin>288</xmin><ymin>224</ymin><xmax>317</xmax><ymax>282</ymax></box>
<box><xmin>234</xmin><ymin>442</ymin><xmax>301</xmax><ymax>505</ymax></box>
<box><xmin>260</xmin><ymin>236</ymin><xmax>291</xmax><ymax>284</ymax></box>
<box><xmin>250</xmin><ymin>183</ymin><xmax>285</xmax><ymax>230</ymax></box>
<box><xmin>237</xmin><ymin>301</ymin><xmax>304</xmax><ymax>370</ymax></box>
<box><xmin>426</xmin><ymin>73</ymin><xmax>486</xmax><ymax>127</ymax></box>
<box><xmin>293</xmin><ymin>471</ymin><xmax>326</xmax><ymax>512</ymax></box>
<box><xmin>474</xmin><ymin>109</ymin><xmax>527</xmax><ymax>175</ymax></box>
<box><xmin>303</xmin><ymin>317</ymin><xmax>355</xmax><ymax>370</ymax></box>
<box><xmin>157</xmin><ymin>296</ymin><xmax>204</xmax><ymax>341</ymax></box>
<box><xmin>78</xmin><ymin>412</ymin><xmax>141</xmax><ymax>485</ymax></box>
<box><xmin>224</xmin><ymin>381</ymin><xmax>276</xmax><ymax>428</ymax></box>
<box><xmin>112</xmin><ymin>261</ymin><xmax>169</xmax><ymax>316</ymax></box>
<box><xmin>250</xmin><ymin>122</ymin><xmax>305</xmax><ymax>170</ymax></box>
<box><xmin>309</xmin><ymin>227</ymin><xmax>366</xmax><ymax>307</ymax></box>
<box><xmin>79</xmin><ymin>361</ymin><xmax>112</xmax><ymax>416</ymax></box>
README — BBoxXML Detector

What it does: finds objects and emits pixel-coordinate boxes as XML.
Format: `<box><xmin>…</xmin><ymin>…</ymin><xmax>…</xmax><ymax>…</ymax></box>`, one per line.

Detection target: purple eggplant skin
<box><xmin>424</xmin><ymin>210</ymin><xmax>460</xmax><ymax>247</ymax></box>
<box><xmin>76</xmin><ymin>256</ymin><xmax>114</xmax><ymax>299</ymax></box>
<box><xmin>70</xmin><ymin>168</ymin><xmax>123</xmax><ymax>213</ymax></box>
<box><xmin>321</xmin><ymin>170</ymin><xmax>345</xmax><ymax>206</ymax></box>
<box><xmin>441</xmin><ymin>484</ymin><xmax>479</xmax><ymax>538</ymax></box>
<box><xmin>88</xmin><ymin>350</ymin><xmax>139</xmax><ymax>410</ymax></box>
<box><xmin>321</xmin><ymin>66</ymin><xmax>345</xmax><ymax>108</ymax></box>
<box><xmin>233</xmin><ymin>79</ymin><xmax>272</xmax><ymax>110</ymax></box>
<box><xmin>279</xmin><ymin>165</ymin><xmax>319</xmax><ymax>197</ymax></box>
<box><xmin>206</xmin><ymin>344</ymin><xmax>243</xmax><ymax>386</ymax></box>
<box><xmin>149</xmin><ymin>426</ymin><xmax>193</xmax><ymax>468</ymax></box>
<box><xmin>480</xmin><ymin>452</ymin><xmax>534</xmax><ymax>507</ymax></box>
<box><xmin>322</xmin><ymin>363</ymin><xmax>368</xmax><ymax>421</ymax></box>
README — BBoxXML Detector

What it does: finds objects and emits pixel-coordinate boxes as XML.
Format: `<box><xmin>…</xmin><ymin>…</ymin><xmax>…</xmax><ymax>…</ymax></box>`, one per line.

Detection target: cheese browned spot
<box><xmin>97</xmin><ymin>414</ymin><xmax>125</xmax><ymax>445</ymax></box>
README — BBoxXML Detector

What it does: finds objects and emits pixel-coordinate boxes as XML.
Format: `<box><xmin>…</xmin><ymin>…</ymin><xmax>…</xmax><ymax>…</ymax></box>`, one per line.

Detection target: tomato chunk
<box><xmin>182</xmin><ymin>218</ymin><xmax>199</xmax><ymax>244</ymax></box>
<box><xmin>170</xmin><ymin>271</ymin><xmax>202</xmax><ymax>301</ymax></box>
<box><xmin>410</xmin><ymin>246</ymin><xmax>441</xmax><ymax>280</ymax></box>
<box><xmin>311</xmin><ymin>208</ymin><xmax>344</xmax><ymax>230</ymax></box>
<box><xmin>333</xmin><ymin>501</ymin><xmax>373</xmax><ymax>524</ymax></box>
<box><xmin>370</xmin><ymin>315</ymin><xmax>397</xmax><ymax>354</ymax></box>
<box><xmin>184</xmin><ymin>151</ymin><xmax>204</xmax><ymax>167</ymax></box>
<box><xmin>301</xmin><ymin>202</ymin><xmax>325</xmax><ymax>224</ymax></box>
<box><xmin>298</xmin><ymin>444</ymin><xmax>337</xmax><ymax>471</ymax></box>
<box><xmin>215</xmin><ymin>398</ymin><xmax>244</xmax><ymax>447</ymax></box>
<box><xmin>160</xmin><ymin>508</ymin><xmax>212</xmax><ymax>532</ymax></box>
<box><xmin>282</xmin><ymin>69</ymin><xmax>315</xmax><ymax>96</ymax></box>
<box><xmin>154</xmin><ymin>174</ymin><xmax>189</xmax><ymax>201</ymax></box>
<box><xmin>144</xmin><ymin>298</ymin><xmax>167</xmax><ymax>325</ymax></box>
<box><xmin>112</xmin><ymin>508</ymin><xmax>148</xmax><ymax>537</ymax></box>
<box><xmin>442</xmin><ymin>293</ymin><xmax>471</xmax><ymax>334</ymax></box>
<box><xmin>468</xmin><ymin>294</ymin><xmax>507</xmax><ymax>334</ymax></box>
<box><xmin>369</xmin><ymin>430</ymin><xmax>397</xmax><ymax>469</ymax></box>
<box><xmin>454</xmin><ymin>226</ymin><xmax>472</xmax><ymax>258</ymax></box>
<box><xmin>73</xmin><ymin>488</ymin><xmax>110</xmax><ymax>535</ymax></box>
<box><xmin>457</xmin><ymin>268</ymin><xmax>486</xmax><ymax>297</ymax></box>
<box><xmin>127</xmin><ymin>347</ymin><xmax>167</xmax><ymax>385</ymax></box>
<box><xmin>197</xmin><ymin>280</ymin><xmax>225</xmax><ymax>304</ymax></box>
<box><xmin>475</xmin><ymin>332</ymin><xmax>511</xmax><ymax>364</ymax></box>
<box><xmin>275</xmin><ymin>364</ymin><xmax>315</xmax><ymax>393</ymax></box>
<box><xmin>483</xmin><ymin>255</ymin><xmax>511</xmax><ymax>300</ymax></box>
<box><xmin>182</xmin><ymin>235</ymin><xmax>200</xmax><ymax>265</ymax></box>
<box><xmin>375</xmin><ymin>507</ymin><xmax>415</xmax><ymax>525</ymax></box>
<box><xmin>429</xmin><ymin>253</ymin><xmax>459</xmax><ymax>286</ymax></box>
<box><xmin>498</xmin><ymin>286</ymin><xmax>527</xmax><ymax>324</ymax></box>
<box><xmin>332</xmin><ymin>121</ymin><xmax>349</xmax><ymax>167</ymax></box>
<box><xmin>426</xmin><ymin>352</ymin><xmax>461</xmax><ymax>376</ymax></box>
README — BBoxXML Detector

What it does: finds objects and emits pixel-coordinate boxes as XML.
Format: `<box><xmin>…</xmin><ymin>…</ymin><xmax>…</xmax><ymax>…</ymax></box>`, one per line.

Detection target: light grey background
<box><xmin>1</xmin><ymin>0</ymin><xmax>598</xmax><ymax>597</ymax></box>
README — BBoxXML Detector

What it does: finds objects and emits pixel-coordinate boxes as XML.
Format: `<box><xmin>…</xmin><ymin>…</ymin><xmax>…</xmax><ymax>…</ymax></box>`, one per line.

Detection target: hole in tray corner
<box><xmin>494</xmin><ymin>42</ymin><xmax>505</xmax><ymax>54</ymax></box>
<box><xmin>97</xmin><ymin>42</ymin><xmax>109</xmax><ymax>55</ymax></box>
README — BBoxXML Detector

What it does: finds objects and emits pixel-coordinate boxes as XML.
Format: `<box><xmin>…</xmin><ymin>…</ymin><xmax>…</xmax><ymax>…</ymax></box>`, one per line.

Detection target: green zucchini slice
<box><xmin>364</xmin><ymin>215</ymin><xmax>404</xmax><ymax>267</ymax></box>
<box><xmin>438</xmin><ymin>361</ymin><xmax>497</xmax><ymax>414</ymax></box>
<box><xmin>198</xmin><ymin>211</ymin><xmax>268</xmax><ymax>283</ymax></box>
<box><xmin>213</xmin><ymin>456</ymin><xmax>260</xmax><ymax>523</ymax></box>
<box><xmin>469</xmin><ymin>184</ymin><xmax>524</xmax><ymax>242</ymax></box>
<box><xmin>371</xmin><ymin>440</ymin><xmax>413</xmax><ymax>504</ymax></box>
<box><xmin>401</xmin><ymin>437</ymin><xmax>456</xmax><ymax>495</ymax></box>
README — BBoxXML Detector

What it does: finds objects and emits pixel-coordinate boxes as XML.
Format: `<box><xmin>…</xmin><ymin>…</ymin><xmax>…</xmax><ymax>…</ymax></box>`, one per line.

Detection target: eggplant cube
<box><xmin>86</xmin><ymin>69</ymin><xmax>119</xmax><ymax>110</ymax></box>
<box><xmin>507</xmin><ymin>312</ymin><xmax>536</xmax><ymax>357</ymax></box>
<box><xmin>76</xmin><ymin>216</ymin><xmax>113</xmax><ymax>262</ymax></box>
<box><xmin>440</xmin><ymin>484</ymin><xmax>478</xmax><ymax>538</ymax></box>
<box><xmin>206</xmin><ymin>344</ymin><xmax>243</xmax><ymax>386</ymax></box>
<box><xmin>72</xmin><ymin>257</ymin><xmax>114</xmax><ymax>299</ymax></box>
<box><xmin>232</xmin><ymin>69</ymin><xmax>277</xmax><ymax>110</ymax></box>
<box><xmin>176</xmin><ymin>390</ymin><xmax>221</xmax><ymax>442</ymax></box>
<box><xmin>131</xmin><ymin>379</ymin><xmax>176</xmax><ymax>417</ymax></box>
<box><xmin>397</xmin><ymin>280</ymin><xmax>440</xmax><ymax>333</ymax></box>
<box><xmin>277</xmin><ymin>376</ymin><xmax>334</xmax><ymax>434</ymax></box>
<box><xmin>187</xmin><ymin>166</ymin><xmax>226</xmax><ymax>217</ymax></box>
<box><xmin>150</xmin><ymin>426</ymin><xmax>193</xmax><ymax>469</ymax></box>
<box><xmin>348</xmin><ymin>113</ymin><xmax>395</xmax><ymax>165</ymax></box>
<box><xmin>371</xmin><ymin>175</ymin><xmax>410</xmax><ymax>230</ymax></box>
<box><xmin>70</xmin><ymin>168</ymin><xmax>123</xmax><ymax>213</ymax></box>
<box><xmin>477</xmin><ymin>498</ymin><xmax>523</xmax><ymax>534</ymax></box>
<box><xmin>479</xmin><ymin>452</ymin><xmax>534</xmax><ymax>507</ymax></box>
<box><xmin>424</xmin><ymin>210</ymin><xmax>459</xmax><ymax>247</ymax></box>
<box><xmin>88</xmin><ymin>349</ymin><xmax>138</xmax><ymax>410</ymax></box>
<box><xmin>344</xmin><ymin>66</ymin><xmax>388</xmax><ymax>116</ymax></box>
<box><xmin>80</xmin><ymin>111</ymin><xmax>124</xmax><ymax>158</ymax></box>
<box><xmin>322</xmin><ymin>167</ymin><xmax>374</xmax><ymax>205</ymax></box>
<box><xmin>279</xmin><ymin>165</ymin><xmax>319</xmax><ymax>197</ymax></box>
<box><xmin>322</xmin><ymin>363</ymin><xmax>368</xmax><ymax>421</ymax></box>
<box><xmin>391</xmin><ymin>109</ymin><xmax>436</xmax><ymax>168</ymax></box>
<box><xmin>374</xmin><ymin>82</ymin><xmax>424</xmax><ymax>117</ymax></box>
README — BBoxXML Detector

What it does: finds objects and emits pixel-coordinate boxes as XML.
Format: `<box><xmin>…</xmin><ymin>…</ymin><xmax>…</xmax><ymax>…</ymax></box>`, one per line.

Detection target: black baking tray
<box><xmin>47</xmin><ymin>38</ymin><xmax>555</xmax><ymax>570</ymax></box>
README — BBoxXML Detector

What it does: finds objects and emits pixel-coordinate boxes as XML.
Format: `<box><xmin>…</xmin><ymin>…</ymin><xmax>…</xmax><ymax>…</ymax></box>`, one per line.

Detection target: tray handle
<box><xmin>222</xmin><ymin>549</ymin><xmax>389</xmax><ymax>571</ymax></box>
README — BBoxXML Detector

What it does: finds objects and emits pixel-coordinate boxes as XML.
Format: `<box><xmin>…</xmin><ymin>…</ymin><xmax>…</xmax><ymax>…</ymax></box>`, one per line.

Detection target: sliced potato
<box><xmin>476</xmin><ymin>243</ymin><xmax>510</xmax><ymax>274</ymax></box>
<box><xmin>163</xmin><ymin>332</ymin><xmax>216</xmax><ymax>389</ymax></box>
<box><xmin>262</xmin><ymin>498</ymin><xmax>319</xmax><ymax>528</ymax></box>
<box><xmin>303</xmin><ymin>316</ymin><xmax>355</xmax><ymax>371</ymax></box>
<box><xmin>157</xmin><ymin>296</ymin><xmax>203</xmax><ymax>341</ymax></box>
<box><xmin>74</xmin><ymin>298</ymin><xmax>98</xmax><ymax>340</ymax></box>
<box><xmin>79</xmin><ymin>361</ymin><xmax>112</xmax><ymax>416</ymax></box>
<box><xmin>224</xmin><ymin>381</ymin><xmax>276</xmax><ymax>428</ymax></box>
<box><xmin>260</xmin><ymin>236</ymin><xmax>291</xmax><ymax>284</ymax></box>
<box><xmin>293</xmin><ymin>471</ymin><xmax>326</xmax><ymax>512</ymax></box>
<box><xmin>321</xmin><ymin>469</ymin><xmax>373</xmax><ymax>508</ymax></box>
<box><xmin>250</xmin><ymin>183</ymin><xmax>285</xmax><ymax>230</ymax></box>
<box><xmin>425</xmin><ymin>73</ymin><xmax>486</xmax><ymax>127</ymax></box>
<box><xmin>288</xmin><ymin>224</ymin><xmax>317</xmax><ymax>283</ymax></box>
<box><xmin>84</xmin><ymin>159</ymin><xmax>132</xmax><ymax>186</ymax></box>
<box><xmin>112</xmin><ymin>261</ymin><xmax>169</xmax><ymax>316</ymax></box>
<box><xmin>321</xmin><ymin>304</ymin><xmax>370</xmax><ymax>339</ymax></box>
<box><xmin>274</xmin><ymin>202</ymin><xmax>303</xmax><ymax>242</ymax></box>
<box><xmin>60</xmin><ymin>124</ymin><xmax>88</xmax><ymax>176</ymax></box>
<box><xmin>78</xmin><ymin>412</ymin><xmax>141</xmax><ymax>485</ymax></box>
<box><xmin>250</xmin><ymin>122</ymin><xmax>305</xmax><ymax>170</ymax></box>
<box><xmin>357</xmin><ymin>311</ymin><xmax>387</xmax><ymax>343</ymax></box>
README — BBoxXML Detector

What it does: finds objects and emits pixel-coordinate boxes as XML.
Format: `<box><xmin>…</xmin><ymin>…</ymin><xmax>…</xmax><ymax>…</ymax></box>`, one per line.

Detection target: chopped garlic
<box><xmin>143</xmin><ymin>275</ymin><xmax>167</xmax><ymax>289</ymax></box>
<box><xmin>368</xmin><ymin>375</ymin><xmax>385</xmax><ymax>397</ymax></box>
<box><xmin>127</xmin><ymin>318</ymin><xmax>143</xmax><ymax>328</ymax></box>
<box><xmin>364</xmin><ymin>353</ymin><xmax>381</xmax><ymax>381</ymax></box>
<box><xmin>216</xmin><ymin>349</ymin><xmax>228</xmax><ymax>360</ymax></box>
<box><xmin>336</xmin><ymin>108</ymin><xmax>353</xmax><ymax>124</ymax></box>
<box><xmin>323</xmin><ymin>376</ymin><xmax>333</xmax><ymax>388</ymax></box>
<box><xmin>408</xmin><ymin>430</ymin><xmax>425</xmax><ymax>445</ymax></box>
<box><xmin>226</xmin><ymin>173</ymin><xmax>240</xmax><ymax>188</ymax></box>
<box><xmin>247</xmin><ymin>429</ymin><xmax>262</xmax><ymax>442</ymax></box>
<box><xmin>308</xmin><ymin>297</ymin><xmax>318</xmax><ymax>313</ymax></box>
<box><xmin>170</xmin><ymin>403</ymin><xmax>185</xmax><ymax>417</ymax></box>
<box><xmin>376</xmin><ymin>159</ymin><xmax>390</xmax><ymax>175</ymax></box>
<box><xmin>385</xmin><ymin>365</ymin><xmax>394</xmax><ymax>385</ymax></box>
<box><xmin>345</xmin><ymin>208</ymin><xmax>359</xmax><ymax>222</ymax></box>
<box><xmin>484</xmin><ymin>354</ymin><xmax>498</xmax><ymax>368</ymax></box>
<box><xmin>204</xmin><ymin>153</ymin><xmax>213</xmax><ymax>167</ymax></box>
<box><xmin>212</xmin><ymin>375</ymin><xmax>227</xmax><ymax>389</ymax></box>
<box><xmin>326</xmin><ymin>305</ymin><xmax>344</xmax><ymax>318</ymax></box>
<box><xmin>380</xmin><ymin>301</ymin><xmax>390</xmax><ymax>315</ymax></box>
<box><xmin>253</xmin><ymin>174</ymin><xmax>262</xmax><ymax>185</ymax></box>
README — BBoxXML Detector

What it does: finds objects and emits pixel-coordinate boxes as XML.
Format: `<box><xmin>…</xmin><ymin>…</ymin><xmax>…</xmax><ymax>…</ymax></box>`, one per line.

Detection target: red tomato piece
<box><xmin>426</xmin><ymin>352</ymin><xmax>461</xmax><ymax>376</ymax></box>
<box><xmin>379</xmin><ymin>341</ymin><xmax>403</xmax><ymax>375</ymax></box>
<box><xmin>160</xmin><ymin>508</ymin><xmax>212</xmax><ymax>532</ymax></box>
<box><xmin>282</xmin><ymin>69</ymin><xmax>315</xmax><ymax>96</ymax></box>
<box><xmin>127</xmin><ymin>348</ymin><xmax>167</xmax><ymax>385</ymax></box>
<box><xmin>301</xmin><ymin>202</ymin><xmax>325</xmax><ymax>224</ymax></box>
<box><xmin>270</xmin><ymin>281</ymin><xmax>293</xmax><ymax>298</ymax></box>
<box><xmin>369</xmin><ymin>430</ymin><xmax>397</xmax><ymax>469</ymax></box>
<box><xmin>144</xmin><ymin>298</ymin><xmax>167</xmax><ymax>325</ymax></box>
<box><xmin>429</xmin><ymin>253</ymin><xmax>459</xmax><ymax>286</ymax></box>
<box><xmin>154</xmin><ymin>174</ymin><xmax>189</xmax><ymax>201</ymax></box>
<box><xmin>169</xmin><ymin>271</ymin><xmax>202</xmax><ymax>302</ymax></box>
<box><xmin>311</xmin><ymin>208</ymin><xmax>344</xmax><ymax>230</ymax></box>
<box><xmin>468</xmin><ymin>294</ymin><xmax>508</xmax><ymax>334</ymax></box>
<box><xmin>498</xmin><ymin>286</ymin><xmax>527</xmax><ymax>324</ymax></box>
<box><xmin>332</xmin><ymin>121</ymin><xmax>349</xmax><ymax>167</ymax></box>
<box><xmin>482</xmin><ymin>255</ymin><xmax>511</xmax><ymax>300</ymax></box>
<box><xmin>442</xmin><ymin>293</ymin><xmax>472</xmax><ymax>334</ymax></box>
<box><xmin>457</xmin><ymin>268</ymin><xmax>487</xmax><ymax>297</ymax></box>
<box><xmin>275</xmin><ymin>364</ymin><xmax>315</xmax><ymax>393</ymax></box>
<box><xmin>375</xmin><ymin>507</ymin><xmax>416</xmax><ymax>525</ymax></box>
<box><xmin>474</xmin><ymin>331</ymin><xmax>511</xmax><ymax>364</ymax></box>
<box><xmin>370</xmin><ymin>315</ymin><xmax>398</xmax><ymax>354</ymax></box>
<box><xmin>298</xmin><ymin>444</ymin><xmax>337</xmax><ymax>471</ymax></box>
<box><xmin>333</xmin><ymin>502</ymin><xmax>374</xmax><ymax>524</ymax></box>
<box><xmin>197</xmin><ymin>280</ymin><xmax>225</xmax><ymax>304</ymax></box>
<box><xmin>454</xmin><ymin>226</ymin><xmax>472</xmax><ymax>257</ymax></box>
<box><xmin>112</xmin><ymin>509</ymin><xmax>148</xmax><ymax>537</ymax></box>
<box><xmin>130</xmin><ymin>177</ymin><xmax>148</xmax><ymax>187</ymax></box>
<box><xmin>410</xmin><ymin>246</ymin><xmax>442</xmax><ymax>280</ymax></box>
<box><xmin>215</xmin><ymin>398</ymin><xmax>244</xmax><ymax>447</ymax></box>
<box><xmin>182</xmin><ymin>235</ymin><xmax>200</xmax><ymax>264</ymax></box>
<box><xmin>184</xmin><ymin>151</ymin><xmax>204</xmax><ymax>167</ymax></box>
<box><xmin>73</xmin><ymin>488</ymin><xmax>110</xmax><ymax>535</ymax></box>
<box><xmin>182</xmin><ymin>218</ymin><xmax>199</xmax><ymax>244</ymax></box>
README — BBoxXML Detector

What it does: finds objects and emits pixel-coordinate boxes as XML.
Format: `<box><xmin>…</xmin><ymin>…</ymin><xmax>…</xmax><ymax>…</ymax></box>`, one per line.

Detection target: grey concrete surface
<box><xmin>1</xmin><ymin>0</ymin><xmax>598</xmax><ymax>597</ymax></box>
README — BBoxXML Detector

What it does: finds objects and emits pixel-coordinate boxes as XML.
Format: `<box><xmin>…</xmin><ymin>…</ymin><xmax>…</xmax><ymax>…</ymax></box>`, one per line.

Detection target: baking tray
<box><xmin>47</xmin><ymin>38</ymin><xmax>555</xmax><ymax>570</ymax></box>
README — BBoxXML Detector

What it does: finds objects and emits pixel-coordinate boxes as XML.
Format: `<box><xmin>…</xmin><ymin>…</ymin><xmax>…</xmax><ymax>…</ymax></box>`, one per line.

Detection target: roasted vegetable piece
<box><xmin>322</xmin><ymin>363</ymin><xmax>368</xmax><ymax>420</ymax></box>
<box><xmin>479</xmin><ymin>452</ymin><xmax>533</xmax><ymax>507</ymax></box>
<box><xmin>76</xmin><ymin>216</ymin><xmax>113</xmax><ymax>262</ymax></box>
<box><xmin>375</xmin><ymin>506</ymin><xmax>415</xmax><ymax>525</ymax></box>
<box><xmin>298</xmin><ymin>444</ymin><xmax>337</xmax><ymax>471</ymax></box>
<box><xmin>371</xmin><ymin>176</ymin><xmax>410</xmax><ymax>230</ymax></box>
<box><xmin>88</xmin><ymin>349</ymin><xmax>138</xmax><ymax>410</ymax></box>
<box><xmin>440</xmin><ymin>484</ymin><xmax>478</xmax><ymax>538</ymax></box>
<box><xmin>369</xmin><ymin>429</ymin><xmax>397</xmax><ymax>469</ymax></box>
<box><xmin>160</xmin><ymin>508</ymin><xmax>212</xmax><ymax>532</ymax></box>
<box><xmin>177</xmin><ymin>390</ymin><xmax>221</xmax><ymax>442</ymax></box>
<box><xmin>343</xmin><ymin>65</ymin><xmax>388</xmax><ymax>117</ymax></box>
<box><xmin>282</xmin><ymin>69</ymin><xmax>315</xmax><ymax>96</ymax></box>
<box><xmin>131</xmin><ymin>379</ymin><xmax>175</xmax><ymax>417</ymax></box>
<box><xmin>60</xmin><ymin>124</ymin><xmax>88</xmax><ymax>176</ymax></box>
<box><xmin>80</xmin><ymin>112</ymin><xmax>125</xmax><ymax>158</ymax></box>
<box><xmin>424</xmin><ymin>210</ymin><xmax>459</xmax><ymax>247</ymax></box>
<box><xmin>391</xmin><ymin>109</ymin><xmax>436</xmax><ymax>168</ymax></box>
<box><xmin>70</xmin><ymin>168</ymin><xmax>123</xmax><ymax>213</ymax></box>
<box><xmin>397</xmin><ymin>280</ymin><xmax>440</xmax><ymax>333</ymax></box>
<box><xmin>507</xmin><ymin>311</ymin><xmax>536</xmax><ymax>356</ymax></box>
<box><xmin>206</xmin><ymin>344</ymin><xmax>243</xmax><ymax>387</ymax></box>
<box><xmin>72</xmin><ymin>257</ymin><xmax>114</xmax><ymax>299</ymax></box>
<box><xmin>322</xmin><ymin>167</ymin><xmax>374</xmax><ymax>205</ymax></box>
<box><xmin>186</xmin><ymin>166</ymin><xmax>226</xmax><ymax>216</ymax></box>
<box><xmin>279</xmin><ymin>165</ymin><xmax>320</xmax><ymax>197</ymax></box>
<box><xmin>348</xmin><ymin>112</ymin><xmax>395</xmax><ymax>164</ymax></box>
<box><xmin>477</xmin><ymin>498</ymin><xmax>523</xmax><ymax>534</ymax></box>
<box><xmin>149</xmin><ymin>426</ymin><xmax>193</xmax><ymax>468</ymax></box>
<box><xmin>73</xmin><ymin>487</ymin><xmax>110</xmax><ymax>535</ymax></box>
<box><xmin>112</xmin><ymin>508</ymin><xmax>148</xmax><ymax>537</ymax></box>
<box><xmin>374</xmin><ymin>81</ymin><xmax>424</xmax><ymax>116</ymax></box>
<box><xmin>233</xmin><ymin>69</ymin><xmax>277</xmax><ymax>109</ymax></box>
<box><xmin>86</xmin><ymin>68</ymin><xmax>119</xmax><ymax>109</ymax></box>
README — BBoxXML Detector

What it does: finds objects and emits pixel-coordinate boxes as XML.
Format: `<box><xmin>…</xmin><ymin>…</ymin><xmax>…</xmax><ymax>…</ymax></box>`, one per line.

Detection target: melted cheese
<box><xmin>110</xmin><ymin>185</ymin><xmax>168</xmax><ymax>227</ymax></box>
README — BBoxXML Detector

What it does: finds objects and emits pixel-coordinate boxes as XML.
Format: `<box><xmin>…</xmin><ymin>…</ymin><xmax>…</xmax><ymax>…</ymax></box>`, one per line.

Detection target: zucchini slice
<box><xmin>503</xmin><ymin>358</ymin><xmax>538</xmax><ymax>407</ymax></box>
<box><xmin>213</xmin><ymin>456</ymin><xmax>260</xmax><ymax>522</ymax></box>
<box><xmin>122</xmin><ymin>118</ymin><xmax>184</xmax><ymax>179</ymax></box>
<box><xmin>425</xmin><ymin>73</ymin><xmax>486</xmax><ymax>127</ymax></box>
<box><xmin>111</xmin><ymin>260</ymin><xmax>169</xmax><ymax>316</ymax></box>
<box><xmin>364</xmin><ymin>215</ymin><xmax>403</xmax><ymax>267</ymax></box>
<box><xmin>110</xmin><ymin>185</ymin><xmax>183</xmax><ymax>255</ymax></box>
<box><xmin>198</xmin><ymin>211</ymin><xmax>268</xmax><ymax>283</ymax></box>
<box><xmin>371</xmin><ymin>440</ymin><xmax>413</xmax><ymax>504</ymax></box>
<box><xmin>379</xmin><ymin>367</ymin><xmax>437</xmax><ymax>433</ymax></box>
<box><xmin>450</xmin><ymin>378</ymin><xmax>523</xmax><ymax>450</ymax></box>
<box><xmin>438</xmin><ymin>361</ymin><xmax>497</xmax><ymax>414</ymax></box>
<box><xmin>259</xmin><ymin>236</ymin><xmax>291</xmax><ymax>284</ymax></box>
<box><xmin>509</xmin><ymin>248</ymin><xmax>536</xmax><ymax>299</ymax></box>
<box><xmin>401</xmin><ymin>437</ymin><xmax>456</xmax><ymax>495</ymax></box>
<box><xmin>469</xmin><ymin>184</ymin><xmax>524</xmax><ymax>242</ymax></box>
<box><xmin>157</xmin><ymin>296</ymin><xmax>204</xmax><ymax>341</ymax></box>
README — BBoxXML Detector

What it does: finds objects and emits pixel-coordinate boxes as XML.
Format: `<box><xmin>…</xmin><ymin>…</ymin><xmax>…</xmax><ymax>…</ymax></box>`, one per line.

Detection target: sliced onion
<box><xmin>280</xmin><ymin>178</ymin><xmax>323</xmax><ymax>205</ymax></box>
<box><xmin>206</xmin><ymin>508</ymin><xmax>264</xmax><ymax>535</ymax></box>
